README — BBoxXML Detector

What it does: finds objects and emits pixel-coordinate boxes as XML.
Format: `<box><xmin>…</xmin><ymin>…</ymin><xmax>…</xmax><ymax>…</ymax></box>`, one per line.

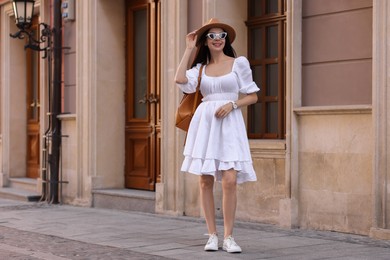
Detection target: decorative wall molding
<box><xmin>294</xmin><ymin>105</ymin><xmax>372</xmax><ymax>116</ymax></box>
<box><xmin>283</xmin><ymin>0</ymin><xmax>302</xmax><ymax>228</ymax></box>
<box><xmin>371</xmin><ymin>0</ymin><xmax>390</xmax><ymax>235</ymax></box>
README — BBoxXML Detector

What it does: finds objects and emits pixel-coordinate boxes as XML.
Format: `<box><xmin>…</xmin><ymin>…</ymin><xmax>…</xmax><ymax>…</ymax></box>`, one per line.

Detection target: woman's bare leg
<box><xmin>199</xmin><ymin>175</ymin><xmax>217</xmax><ymax>235</ymax></box>
<box><xmin>221</xmin><ymin>169</ymin><xmax>237</xmax><ymax>238</ymax></box>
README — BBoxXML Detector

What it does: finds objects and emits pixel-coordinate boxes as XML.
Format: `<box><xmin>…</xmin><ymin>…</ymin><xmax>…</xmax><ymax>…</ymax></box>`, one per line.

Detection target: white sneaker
<box><xmin>223</xmin><ymin>236</ymin><xmax>242</xmax><ymax>253</ymax></box>
<box><xmin>204</xmin><ymin>233</ymin><xmax>218</xmax><ymax>251</ymax></box>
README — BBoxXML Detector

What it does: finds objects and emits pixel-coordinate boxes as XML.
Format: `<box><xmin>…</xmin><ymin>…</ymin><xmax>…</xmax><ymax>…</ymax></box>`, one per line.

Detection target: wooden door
<box><xmin>26</xmin><ymin>16</ymin><xmax>40</xmax><ymax>179</ymax></box>
<box><xmin>125</xmin><ymin>0</ymin><xmax>161</xmax><ymax>190</ymax></box>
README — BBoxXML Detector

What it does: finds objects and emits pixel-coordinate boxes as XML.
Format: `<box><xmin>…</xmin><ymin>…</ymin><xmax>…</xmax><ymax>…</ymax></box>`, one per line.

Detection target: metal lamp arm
<box><xmin>10</xmin><ymin>22</ymin><xmax>52</xmax><ymax>56</ymax></box>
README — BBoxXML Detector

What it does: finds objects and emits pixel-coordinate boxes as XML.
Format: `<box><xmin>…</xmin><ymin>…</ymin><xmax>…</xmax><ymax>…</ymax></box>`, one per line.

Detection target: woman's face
<box><xmin>206</xmin><ymin>27</ymin><xmax>226</xmax><ymax>51</ymax></box>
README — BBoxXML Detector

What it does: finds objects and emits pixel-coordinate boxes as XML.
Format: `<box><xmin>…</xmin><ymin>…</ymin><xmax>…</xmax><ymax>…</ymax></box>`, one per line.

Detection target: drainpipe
<box><xmin>49</xmin><ymin>0</ymin><xmax>62</xmax><ymax>204</ymax></box>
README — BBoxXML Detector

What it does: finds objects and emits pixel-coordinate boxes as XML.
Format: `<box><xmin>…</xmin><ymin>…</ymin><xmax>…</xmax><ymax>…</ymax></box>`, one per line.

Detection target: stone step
<box><xmin>0</xmin><ymin>187</ymin><xmax>41</xmax><ymax>202</ymax></box>
<box><xmin>9</xmin><ymin>178</ymin><xmax>38</xmax><ymax>193</ymax></box>
<box><xmin>92</xmin><ymin>189</ymin><xmax>155</xmax><ymax>213</ymax></box>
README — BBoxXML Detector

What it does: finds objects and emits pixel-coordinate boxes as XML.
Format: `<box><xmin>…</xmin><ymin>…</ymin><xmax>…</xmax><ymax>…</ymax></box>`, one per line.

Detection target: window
<box><xmin>247</xmin><ymin>0</ymin><xmax>286</xmax><ymax>139</ymax></box>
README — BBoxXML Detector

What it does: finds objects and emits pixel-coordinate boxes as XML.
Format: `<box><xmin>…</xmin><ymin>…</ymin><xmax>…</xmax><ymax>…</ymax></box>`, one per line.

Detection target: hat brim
<box><xmin>196</xmin><ymin>23</ymin><xmax>236</xmax><ymax>46</ymax></box>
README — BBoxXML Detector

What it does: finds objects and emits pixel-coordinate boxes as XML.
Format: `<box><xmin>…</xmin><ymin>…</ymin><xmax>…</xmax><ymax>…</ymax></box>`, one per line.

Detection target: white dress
<box><xmin>178</xmin><ymin>56</ymin><xmax>260</xmax><ymax>184</ymax></box>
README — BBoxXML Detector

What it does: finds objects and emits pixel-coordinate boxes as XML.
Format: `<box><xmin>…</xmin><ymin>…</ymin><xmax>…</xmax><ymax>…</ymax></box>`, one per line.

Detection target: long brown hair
<box><xmin>191</xmin><ymin>30</ymin><xmax>237</xmax><ymax>68</ymax></box>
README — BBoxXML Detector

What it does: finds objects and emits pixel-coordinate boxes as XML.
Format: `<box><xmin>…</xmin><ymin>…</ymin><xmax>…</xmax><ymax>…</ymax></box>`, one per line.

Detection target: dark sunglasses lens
<box><xmin>220</xmin><ymin>32</ymin><xmax>227</xmax><ymax>39</ymax></box>
<box><xmin>207</xmin><ymin>33</ymin><xmax>216</xmax><ymax>39</ymax></box>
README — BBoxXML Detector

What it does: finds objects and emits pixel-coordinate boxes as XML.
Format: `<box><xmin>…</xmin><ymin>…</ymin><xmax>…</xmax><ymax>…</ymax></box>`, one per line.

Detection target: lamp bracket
<box><xmin>10</xmin><ymin>22</ymin><xmax>52</xmax><ymax>58</ymax></box>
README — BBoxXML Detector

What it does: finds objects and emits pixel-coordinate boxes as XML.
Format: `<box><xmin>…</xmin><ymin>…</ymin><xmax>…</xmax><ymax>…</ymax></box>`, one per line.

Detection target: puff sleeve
<box><xmin>234</xmin><ymin>56</ymin><xmax>260</xmax><ymax>94</ymax></box>
<box><xmin>176</xmin><ymin>63</ymin><xmax>202</xmax><ymax>94</ymax></box>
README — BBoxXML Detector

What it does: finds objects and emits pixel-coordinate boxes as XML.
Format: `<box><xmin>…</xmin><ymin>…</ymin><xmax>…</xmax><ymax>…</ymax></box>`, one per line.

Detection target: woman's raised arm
<box><xmin>174</xmin><ymin>31</ymin><xmax>197</xmax><ymax>84</ymax></box>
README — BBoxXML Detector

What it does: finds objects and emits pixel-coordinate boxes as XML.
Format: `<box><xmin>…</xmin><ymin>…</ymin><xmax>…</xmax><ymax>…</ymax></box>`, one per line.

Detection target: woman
<box><xmin>175</xmin><ymin>18</ymin><xmax>259</xmax><ymax>253</ymax></box>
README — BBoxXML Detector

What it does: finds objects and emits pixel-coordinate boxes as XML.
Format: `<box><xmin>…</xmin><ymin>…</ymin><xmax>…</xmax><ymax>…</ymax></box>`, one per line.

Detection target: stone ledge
<box><xmin>250</xmin><ymin>140</ymin><xmax>286</xmax><ymax>159</ymax></box>
<box><xmin>92</xmin><ymin>189</ymin><xmax>155</xmax><ymax>200</ymax></box>
<box><xmin>294</xmin><ymin>105</ymin><xmax>372</xmax><ymax>116</ymax></box>
<box><xmin>9</xmin><ymin>178</ymin><xmax>38</xmax><ymax>193</ymax></box>
<box><xmin>0</xmin><ymin>187</ymin><xmax>41</xmax><ymax>202</ymax></box>
<box><xmin>369</xmin><ymin>227</ymin><xmax>390</xmax><ymax>240</ymax></box>
<box><xmin>92</xmin><ymin>189</ymin><xmax>155</xmax><ymax>213</ymax></box>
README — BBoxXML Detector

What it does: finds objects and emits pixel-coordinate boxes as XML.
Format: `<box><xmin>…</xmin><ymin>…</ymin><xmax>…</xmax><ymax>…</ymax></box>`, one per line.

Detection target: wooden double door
<box><xmin>125</xmin><ymin>0</ymin><xmax>161</xmax><ymax>191</ymax></box>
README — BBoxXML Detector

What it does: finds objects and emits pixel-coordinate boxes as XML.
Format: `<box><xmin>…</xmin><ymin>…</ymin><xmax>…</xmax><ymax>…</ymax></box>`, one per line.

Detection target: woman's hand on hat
<box><xmin>186</xmin><ymin>31</ymin><xmax>197</xmax><ymax>50</ymax></box>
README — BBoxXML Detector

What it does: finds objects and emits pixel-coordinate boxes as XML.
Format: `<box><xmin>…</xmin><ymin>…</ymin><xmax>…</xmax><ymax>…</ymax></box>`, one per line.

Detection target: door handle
<box><xmin>138</xmin><ymin>94</ymin><xmax>148</xmax><ymax>104</ymax></box>
<box><xmin>30</xmin><ymin>100</ymin><xmax>41</xmax><ymax>108</ymax></box>
<box><xmin>138</xmin><ymin>94</ymin><xmax>159</xmax><ymax>104</ymax></box>
<box><xmin>148</xmin><ymin>94</ymin><xmax>159</xmax><ymax>103</ymax></box>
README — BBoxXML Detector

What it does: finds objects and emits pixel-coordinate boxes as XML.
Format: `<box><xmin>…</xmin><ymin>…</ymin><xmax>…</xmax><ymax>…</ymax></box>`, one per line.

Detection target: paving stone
<box><xmin>0</xmin><ymin>199</ymin><xmax>390</xmax><ymax>260</ymax></box>
<box><xmin>0</xmin><ymin>226</ymin><xmax>169</xmax><ymax>260</ymax></box>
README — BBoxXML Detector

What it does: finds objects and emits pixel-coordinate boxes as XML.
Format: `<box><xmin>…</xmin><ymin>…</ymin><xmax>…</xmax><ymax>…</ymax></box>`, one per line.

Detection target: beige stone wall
<box><xmin>302</xmin><ymin>0</ymin><xmax>373</xmax><ymax>106</ymax></box>
<box><xmin>370</xmin><ymin>0</ymin><xmax>390</xmax><ymax>239</ymax></box>
<box><xmin>55</xmin><ymin>0</ymin><xmax>126</xmax><ymax>205</ymax></box>
<box><xmin>58</xmin><ymin>116</ymin><xmax>80</xmax><ymax>204</ymax></box>
<box><xmin>297</xmin><ymin>0</ymin><xmax>375</xmax><ymax>235</ymax></box>
<box><xmin>237</xmin><ymin>142</ymin><xmax>286</xmax><ymax>224</ymax></box>
<box><xmin>1</xmin><ymin>3</ymin><xmax>28</xmax><ymax>179</ymax></box>
<box><xmin>297</xmin><ymin>109</ymin><xmax>373</xmax><ymax>235</ymax></box>
<box><xmin>63</xmin><ymin>19</ymin><xmax>76</xmax><ymax>113</ymax></box>
<box><xmin>93</xmin><ymin>0</ymin><xmax>126</xmax><ymax>189</ymax></box>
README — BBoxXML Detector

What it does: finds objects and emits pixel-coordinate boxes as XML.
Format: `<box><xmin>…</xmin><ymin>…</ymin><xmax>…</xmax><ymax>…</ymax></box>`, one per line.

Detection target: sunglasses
<box><xmin>206</xmin><ymin>32</ymin><xmax>228</xmax><ymax>40</ymax></box>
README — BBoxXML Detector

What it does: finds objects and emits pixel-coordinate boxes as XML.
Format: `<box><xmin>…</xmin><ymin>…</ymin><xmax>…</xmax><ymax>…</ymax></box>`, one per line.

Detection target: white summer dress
<box><xmin>178</xmin><ymin>56</ymin><xmax>260</xmax><ymax>184</ymax></box>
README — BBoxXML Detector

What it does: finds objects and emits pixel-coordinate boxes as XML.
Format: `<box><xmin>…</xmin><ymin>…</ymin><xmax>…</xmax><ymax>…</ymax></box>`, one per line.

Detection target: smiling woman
<box><xmin>174</xmin><ymin>18</ymin><xmax>259</xmax><ymax>254</ymax></box>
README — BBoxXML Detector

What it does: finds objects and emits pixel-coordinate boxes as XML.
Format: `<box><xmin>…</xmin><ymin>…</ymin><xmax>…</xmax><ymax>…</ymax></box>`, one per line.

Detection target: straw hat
<box><xmin>196</xmin><ymin>18</ymin><xmax>236</xmax><ymax>46</ymax></box>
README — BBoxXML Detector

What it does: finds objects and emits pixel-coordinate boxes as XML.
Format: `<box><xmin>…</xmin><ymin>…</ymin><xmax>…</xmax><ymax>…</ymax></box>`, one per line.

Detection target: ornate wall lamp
<box><xmin>9</xmin><ymin>0</ymin><xmax>63</xmax><ymax>204</ymax></box>
<box><xmin>10</xmin><ymin>0</ymin><xmax>52</xmax><ymax>56</ymax></box>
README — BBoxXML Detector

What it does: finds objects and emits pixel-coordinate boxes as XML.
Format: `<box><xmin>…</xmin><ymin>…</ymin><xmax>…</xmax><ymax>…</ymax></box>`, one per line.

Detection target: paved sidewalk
<box><xmin>0</xmin><ymin>199</ymin><xmax>390</xmax><ymax>259</ymax></box>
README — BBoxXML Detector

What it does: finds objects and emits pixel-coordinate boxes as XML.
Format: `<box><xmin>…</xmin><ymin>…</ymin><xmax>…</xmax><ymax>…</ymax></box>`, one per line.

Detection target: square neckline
<box><xmin>203</xmin><ymin>58</ymin><xmax>237</xmax><ymax>78</ymax></box>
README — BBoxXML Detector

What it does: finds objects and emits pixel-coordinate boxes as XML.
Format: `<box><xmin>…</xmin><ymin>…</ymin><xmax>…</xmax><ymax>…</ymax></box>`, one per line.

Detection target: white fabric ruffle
<box><xmin>181</xmin><ymin>157</ymin><xmax>257</xmax><ymax>184</ymax></box>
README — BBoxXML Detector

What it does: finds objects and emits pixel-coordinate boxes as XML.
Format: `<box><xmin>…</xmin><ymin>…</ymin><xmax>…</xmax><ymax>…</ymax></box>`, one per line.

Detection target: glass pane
<box><xmin>14</xmin><ymin>2</ymin><xmax>25</xmax><ymax>23</ymax></box>
<box><xmin>266</xmin><ymin>0</ymin><xmax>278</xmax><ymax>14</ymax></box>
<box><xmin>266</xmin><ymin>64</ymin><xmax>278</xmax><ymax>96</ymax></box>
<box><xmin>31</xmin><ymin>47</ymin><xmax>39</xmax><ymax>120</ymax></box>
<box><xmin>134</xmin><ymin>9</ymin><xmax>147</xmax><ymax>119</ymax></box>
<box><xmin>249</xmin><ymin>103</ymin><xmax>262</xmax><ymax>133</ymax></box>
<box><xmin>26</xmin><ymin>2</ymin><xmax>34</xmax><ymax>23</ymax></box>
<box><xmin>27</xmin><ymin>27</ymin><xmax>39</xmax><ymax>121</ymax></box>
<box><xmin>250</xmin><ymin>0</ymin><xmax>262</xmax><ymax>17</ymax></box>
<box><xmin>251</xmin><ymin>28</ymin><xmax>262</xmax><ymax>60</ymax></box>
<box><xmin>253</xmin><ymin>65</ymin><xmax>262</xmax><ymax>87</ymax></box>
<box><xmin>266</xmin><ymin>102</ymin><xmax>278</xmax><ymax>133</ymax></box>
<box><xmin>266</xmin><ymin>25</ymin><xmax>278</xmax><ymax>58</ymax></box>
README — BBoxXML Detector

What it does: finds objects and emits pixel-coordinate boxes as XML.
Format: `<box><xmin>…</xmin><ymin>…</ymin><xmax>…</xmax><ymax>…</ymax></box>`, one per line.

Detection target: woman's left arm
<box><xmin>215</xmin><ymin>93</ymin><xmax>258</xmax><ymax>118</ymax></box>
<box><xmin>235</xmin><ymin>92</ymin><xmax>258</xmax><ymax>108</ymax></box>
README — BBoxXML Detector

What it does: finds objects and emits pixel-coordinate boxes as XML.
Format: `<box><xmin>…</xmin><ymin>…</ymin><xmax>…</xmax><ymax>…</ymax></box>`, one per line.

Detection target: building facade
<box><xmin>0</xmin><ymin>0</ymin><xmax>389</xmax><ymax>239</ymax></box>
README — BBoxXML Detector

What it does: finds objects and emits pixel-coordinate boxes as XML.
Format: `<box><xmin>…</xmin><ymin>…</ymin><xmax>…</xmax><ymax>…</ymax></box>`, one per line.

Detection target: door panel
<box><xmin>133</xmin><ymin>7</ymin><xmax>148</xmax><ymax>120</ymax></box>
<box><xmin>125</xmin><ymin>129</ymin><xmax>152</xmax><ymax>189</ymax></box>
<box><xmin>125</xmin><ymin>0</ymin><xmax>160</xmax><ymax>190</ymax></box>
<box><xmin>26</xmin><ymin>16</ymin><xmax>40</xmax><ymax>179</ymax></box>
